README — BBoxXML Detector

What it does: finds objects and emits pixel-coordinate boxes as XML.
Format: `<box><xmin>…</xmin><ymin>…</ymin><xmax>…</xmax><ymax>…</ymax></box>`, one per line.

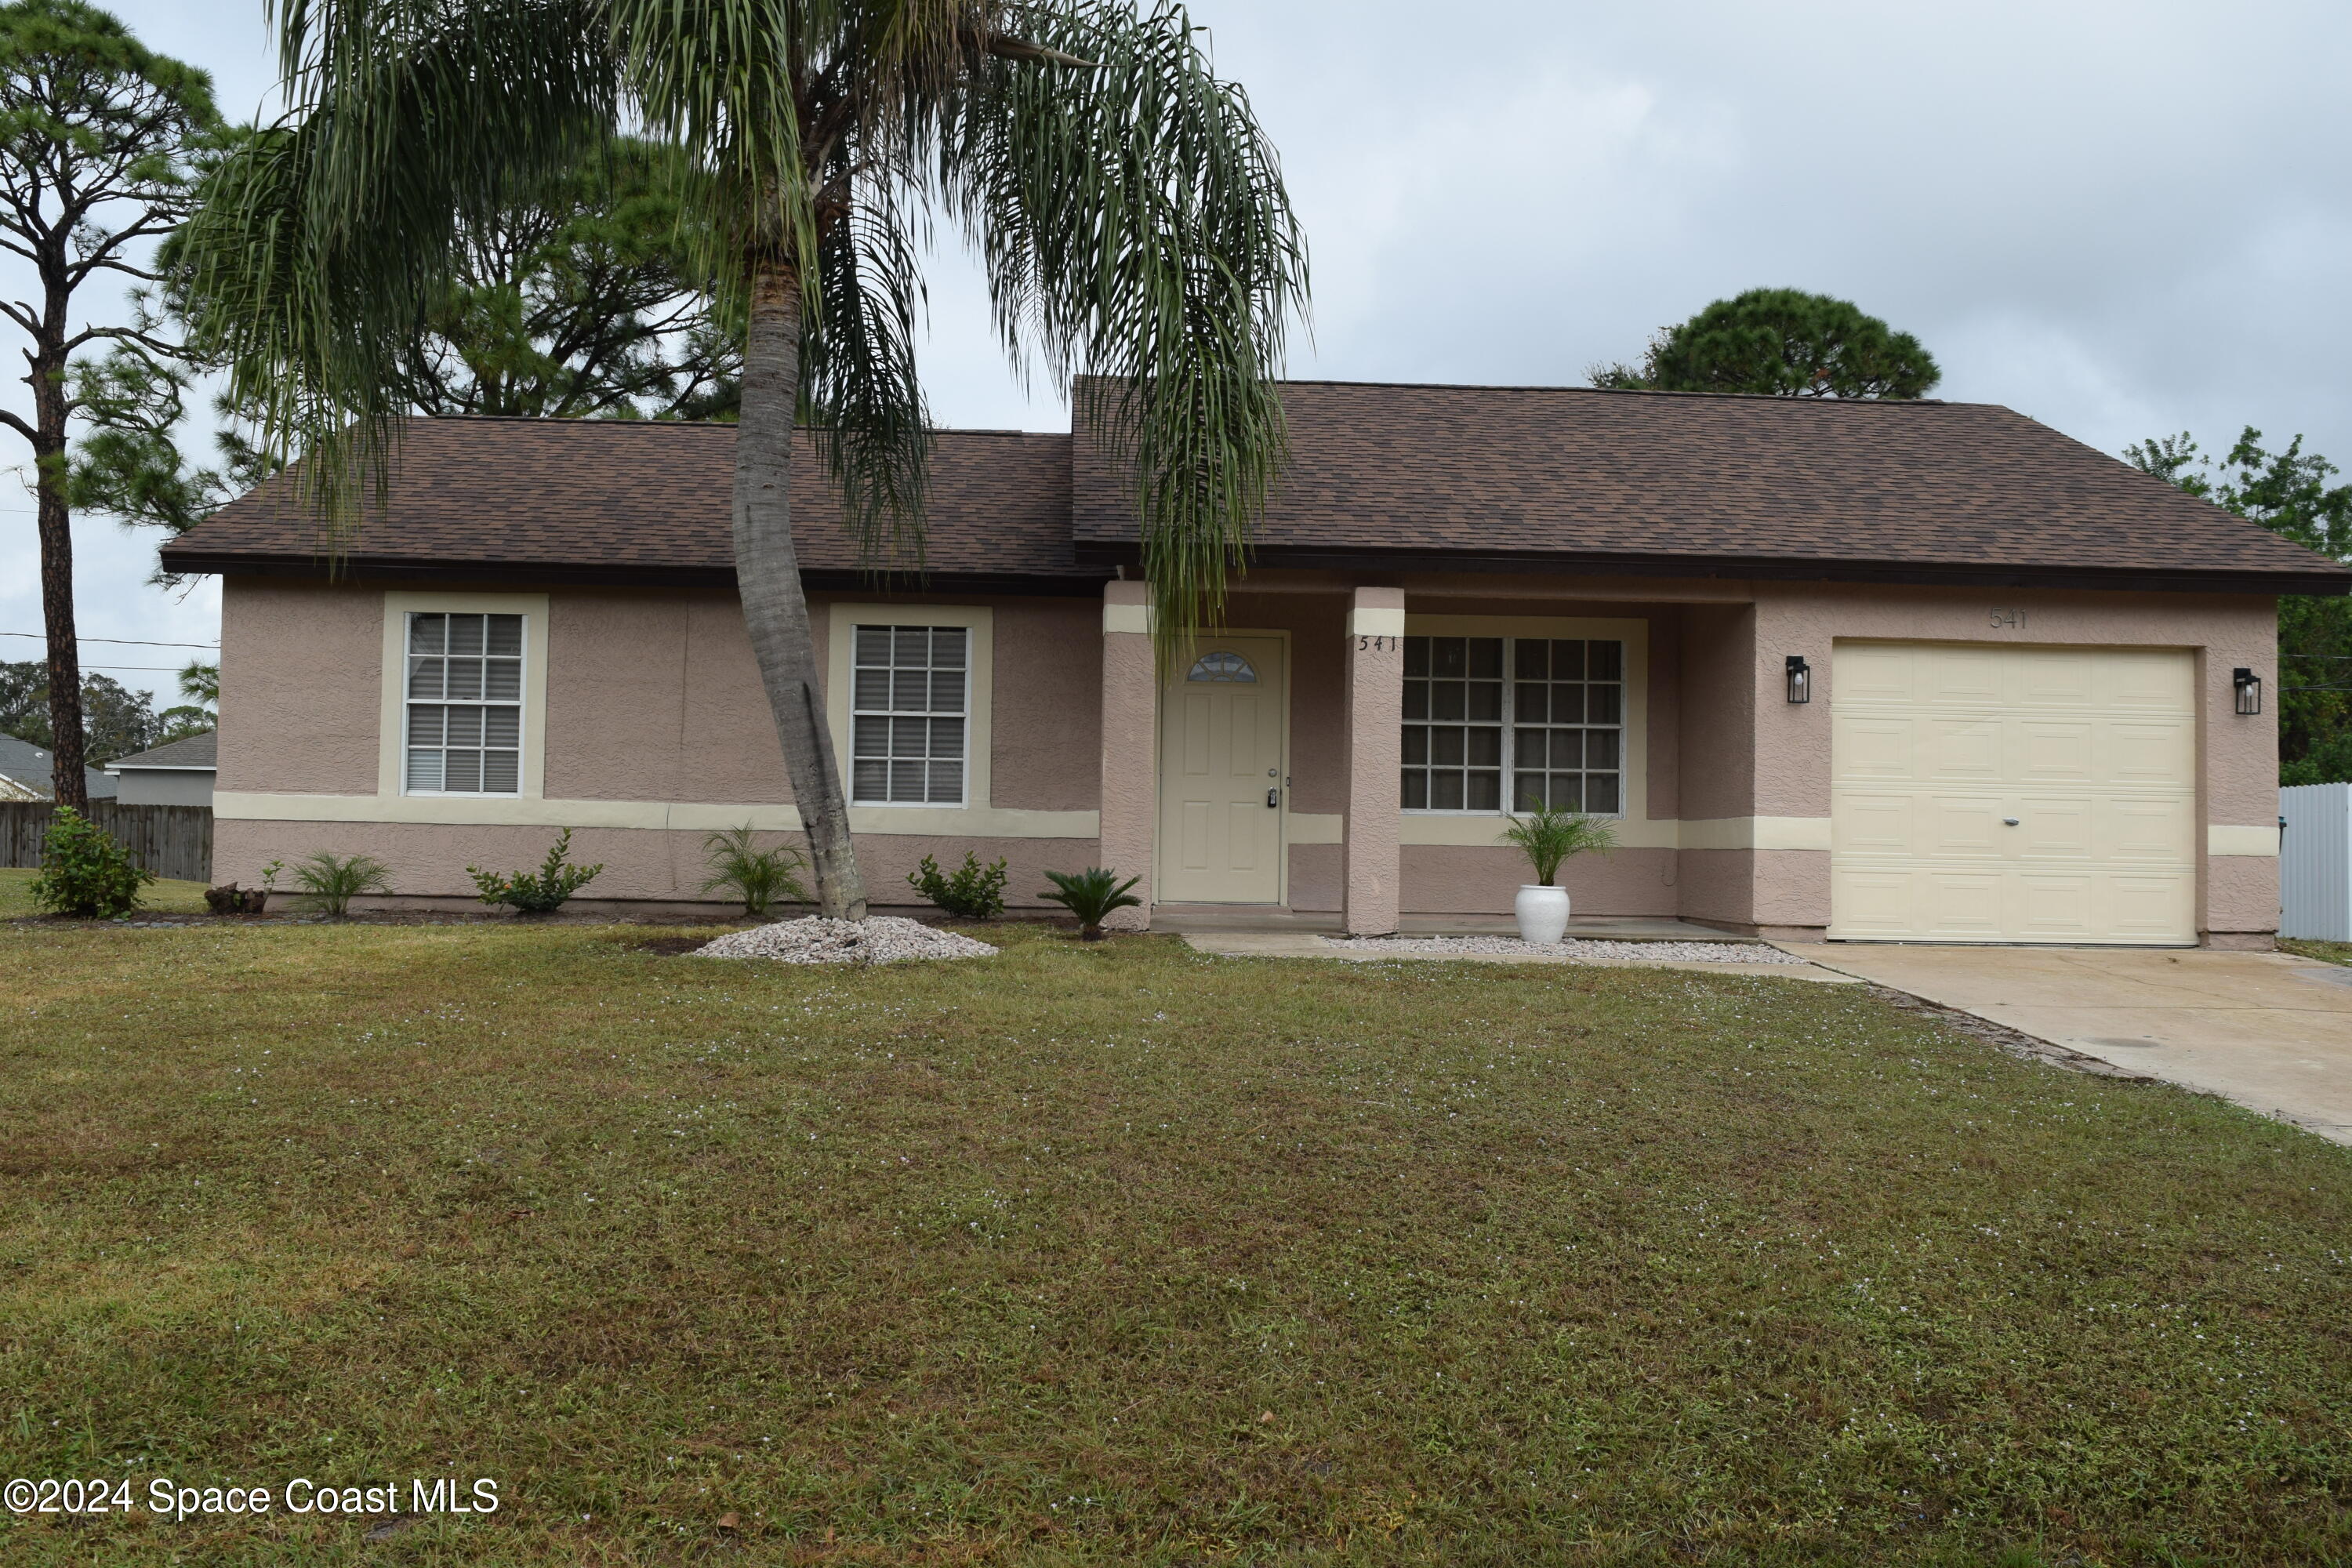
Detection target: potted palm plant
<box><xmin>1497</xmin><ymin>804</ymin><xmax>1617</xmax><ymax>943</ymax></box>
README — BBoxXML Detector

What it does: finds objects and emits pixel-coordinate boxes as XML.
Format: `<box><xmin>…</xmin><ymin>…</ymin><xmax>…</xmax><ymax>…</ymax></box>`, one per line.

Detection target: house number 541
<box><xmin>1988</xmin><ymin>608</ymin><xmax>2027</xmax><ymax>629</ymax></box>
<box><xmin>1356</xmin><ymin>634</ymin><xmax>1397</xmax><ymax>651</ymax></box>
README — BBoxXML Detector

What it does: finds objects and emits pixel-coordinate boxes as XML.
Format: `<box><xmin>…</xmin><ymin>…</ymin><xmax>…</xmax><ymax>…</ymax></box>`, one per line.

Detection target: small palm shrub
<box><xmin>1040</xmin><ymin>866</ymin><xmax>1142</xmax><ymax>941</ymax></box>
<box><xmin>1497</xmin><ymin>803</ymin><xmax>1617</xmax><ymax>885</ymax></box>
<box><xmin>291</xmin><ymin>851</ymin><xmax>393</xmax><ymax>918</ymax></box>
<box><xmin>909</xmin><ymin>851</ymin><xmax>1008</xmax><ymax>920</ymax></box>
<box><xmin>468</xmin><ymin>829</ymin><xmax>603</xmax><ymax>915</ymax></box>
<box><xmin>30</xmin><ymin>807</ymin><xmax>153</xmax><ymax>917</ymax></box>
<box><xmin>699</xmin><ymin>825</ymin><xmax>808</xmax><ymax>918</ymax></box>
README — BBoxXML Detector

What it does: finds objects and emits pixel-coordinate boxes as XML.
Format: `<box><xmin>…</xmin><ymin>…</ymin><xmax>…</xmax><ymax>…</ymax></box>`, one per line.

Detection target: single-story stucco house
<box><xmin>159</xmin><ymin>381</ymin><xmax>2351</xmax><ymax>945</ymax></box>
<box><xmin>104</xmin><ymin>731</ymin><xmax>217</xmax><ymax>807</ymax></box>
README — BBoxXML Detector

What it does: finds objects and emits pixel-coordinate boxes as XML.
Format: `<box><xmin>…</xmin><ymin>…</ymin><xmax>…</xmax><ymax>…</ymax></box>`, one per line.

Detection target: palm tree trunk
<box><xmin>732</xmin><ymin>260</ymin><xmax>866</xmax><ymax>920</ymax></box>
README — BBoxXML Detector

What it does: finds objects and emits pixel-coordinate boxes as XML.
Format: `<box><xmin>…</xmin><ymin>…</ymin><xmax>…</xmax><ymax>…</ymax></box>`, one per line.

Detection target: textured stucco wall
<box><xmin>993</xmin><ymin>597</ymin><xmax>1102</xmax><ymax>811</ymax></box>
<box><xmin>1097</xmin><ymin>581</ymin><xmax>1156</xmax><ymax>928</ymax></box>
<box><xmin>218</xmin><ymin>578</ymin><xmax>384</xmax><ymax>795</ymax></box>
<box><xmin>1342</xmin><ymin>587</ymin><xmax>1405</xmax><ymax>934</ymax></box>
<box><xmin>214</xmin><ymin>818</ymin><xmax>1096</xmax><ymax>909</ymax></box>
<box><xmin>1401</xmin><ymin>845</ymin><xmax>1677</xmax><ymax>916</ymax></box>
<box><xmin>1288</xmin><ymin>842</ymin><xmax>1341</xmax><ymax>912</ymax></box>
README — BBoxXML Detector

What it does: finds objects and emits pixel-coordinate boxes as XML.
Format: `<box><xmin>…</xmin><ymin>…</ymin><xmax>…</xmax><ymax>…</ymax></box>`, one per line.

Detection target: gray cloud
<box><xmin>9</xmin><ymin>0</ymin><xmax>2348</xmax><ymax>677</ymax></box>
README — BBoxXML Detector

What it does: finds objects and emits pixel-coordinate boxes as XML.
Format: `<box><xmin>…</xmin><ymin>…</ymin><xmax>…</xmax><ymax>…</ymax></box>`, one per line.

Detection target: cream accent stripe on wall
<box><xmin>213</xmin><ymin>791</ymin><xmax>1098</xmax><ymax>840</ymax></box>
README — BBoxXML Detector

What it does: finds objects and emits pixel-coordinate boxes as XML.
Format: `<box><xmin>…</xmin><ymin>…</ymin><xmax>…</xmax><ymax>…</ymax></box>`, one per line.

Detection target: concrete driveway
<box><xmin>1780</xmin><ymin>943</ymin><xmax>2352</xmax><ymax>1145</ymax></box>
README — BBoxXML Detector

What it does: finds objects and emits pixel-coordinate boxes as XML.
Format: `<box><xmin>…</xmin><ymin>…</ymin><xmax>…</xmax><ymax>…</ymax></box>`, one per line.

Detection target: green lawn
<box><xmin>0</xmin><ymin>866</ymin><xmax>209</xmax><ymax>918</ymax></box>
<box><xmin>2</xmin><ymin>923</ymin><xmax>2348</xmax><ymax>1566</ymax></box>
<box><xmin>2282</xmin><ymin>937</ymin><xmax>2352</xmax><ymax>967</ymax></box>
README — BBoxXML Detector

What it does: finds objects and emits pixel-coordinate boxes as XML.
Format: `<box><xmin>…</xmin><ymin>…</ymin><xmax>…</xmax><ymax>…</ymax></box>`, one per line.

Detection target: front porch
<box><xmin>1095</xmin><ymin>571</ymin><xmax>1802</xmax><ymax>938</ymax></box>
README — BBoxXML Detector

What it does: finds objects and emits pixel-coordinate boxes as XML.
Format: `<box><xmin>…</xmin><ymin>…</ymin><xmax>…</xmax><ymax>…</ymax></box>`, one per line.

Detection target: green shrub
<box><xmin>29</xmin><ymin>807</ymin><xmax>153</xmax><ymax>918</ymax></box>
<box><xmin>290</xmin><ymin>851</ymin><xmax>394</xmax><ymax>918</ymax></box>
<box><xmin>699</xmin><ymin>825</ymin><xmax>808</xmax><ymax>917</ymax></box>
<box><xmin>1039</xmin><ymin>866</ymin><xmax>1142</xmax><ymax>941</ymax></box>
<box><xmin>468</xmin><ymin>829</ymin><xmax>603</xmax><ymax>915</ymax></box>
<box><xmin>908</xmin><ymin>851</ymin><xmax>1008</xmax><ymax>920</ymax></box>
<box><xmin>1497</xmin><ymin>803</ymin><xmax>1617</xmax><ymax>885</ymax></box>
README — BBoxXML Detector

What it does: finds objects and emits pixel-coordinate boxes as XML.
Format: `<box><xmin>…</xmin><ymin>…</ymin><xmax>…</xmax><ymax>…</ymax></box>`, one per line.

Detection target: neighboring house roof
<box><xmin>0</xmin><ymin>732</ymin><xmax>118</xmax><ymax>800</ymax></box>
<box><xmin>105</xmin><ymin>731</ymin><xmax>217</xmax><ymax>773</ymax></box>
<box><xmin>162</xmin><ymin>386</ymin><xmax>2352</xmax><ymax>596</ymax></box>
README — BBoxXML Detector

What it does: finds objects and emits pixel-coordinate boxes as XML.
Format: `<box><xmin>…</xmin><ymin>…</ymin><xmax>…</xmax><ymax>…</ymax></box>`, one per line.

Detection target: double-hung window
<box><xmin>850</xmin><ymin>625</ymin><xmax>968</xmax><ymax>804</ymax></box>
<box><xmin>1403</xmin><ymin>634</ymin><xmax>1624</xmax><ymax>815</ymax></box>
<box><xmin>405</xmin><ymin>612</ymin><xmax>524</xmax><ymax>793</ymax></box>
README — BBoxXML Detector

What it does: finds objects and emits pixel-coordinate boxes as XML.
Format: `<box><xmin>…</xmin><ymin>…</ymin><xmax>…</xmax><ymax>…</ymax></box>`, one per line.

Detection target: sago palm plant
<box><xmin>178</xmin><ymin>0</ymin><xmax>1306</xmax><ymax>920</ymax></box>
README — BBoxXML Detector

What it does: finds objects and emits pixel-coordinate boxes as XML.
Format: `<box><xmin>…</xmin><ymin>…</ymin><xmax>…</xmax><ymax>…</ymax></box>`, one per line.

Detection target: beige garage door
<box><xmin>1830</xmin><ymin>641</ymin><xmax>2198</xmax><ymax>944</ymax></box>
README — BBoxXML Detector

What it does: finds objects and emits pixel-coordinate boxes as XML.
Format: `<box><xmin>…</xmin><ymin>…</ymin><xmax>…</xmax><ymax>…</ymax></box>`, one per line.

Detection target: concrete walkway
<box><xmin>1780</xmin><ymin>943</ymin><xmax>2352</xmax><ymax>1145</ymax></box>
<box><xmin>1181</xmin><ymin>930</ymin><xmax>1860</xmax><ymax>984</ymax></box>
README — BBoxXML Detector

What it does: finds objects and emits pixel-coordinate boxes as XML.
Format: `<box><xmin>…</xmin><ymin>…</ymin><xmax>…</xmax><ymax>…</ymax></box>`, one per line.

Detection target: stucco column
<box><xmin>1098</xmin><ymin>579</ymin><xmax>1156</xmax><ymax>930</ymax></box>
<box><xmin>1343</xmin><ymin>586</ymin><xmax>1406</xmax><ymax>935</ymax></box>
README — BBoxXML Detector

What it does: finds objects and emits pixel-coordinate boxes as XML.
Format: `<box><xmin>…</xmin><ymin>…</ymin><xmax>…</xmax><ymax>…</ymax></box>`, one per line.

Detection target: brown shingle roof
<box><xmin>163</xmin><ymin>418</ymin><xmax>1094</xmax><ymax>591</ymax></box>
<box><xmin>1071</xmin><ymin>381</ymin><xmax>2350</xmax><ymax>593</ymax></box>
<box><xmin>162</xmin><ymin>387</ymin><xmax>2352</xmax><ymax>595</ymax></box>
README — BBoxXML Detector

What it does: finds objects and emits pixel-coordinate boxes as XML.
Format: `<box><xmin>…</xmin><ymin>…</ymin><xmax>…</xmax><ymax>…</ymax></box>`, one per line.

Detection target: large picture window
<box><xmin>851</xmin><ymin>625</ymin><xmax>968</xmax><ymax>804</ymax></box>
<box><xmin>1403</xmin><ymin>634</ymin><xmax>1624</xmax><ymax>815</ymax></box>
<box><xmin>404</xmin><ymin>612</ymin><xmax>524</xmax><ymax>794</ymax></box>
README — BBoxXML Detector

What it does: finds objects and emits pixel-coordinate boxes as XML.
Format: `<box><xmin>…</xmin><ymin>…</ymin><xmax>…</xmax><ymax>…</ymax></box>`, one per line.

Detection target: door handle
<box><xmin>2003</xmin><ymin>817</ymin><xmax>2020</xmax><ymax>826</ymax></box>
<box><xmin>1267</xmin><ymin>788</ymin><xmax>1279</xmax><ymax>809</ymax></box>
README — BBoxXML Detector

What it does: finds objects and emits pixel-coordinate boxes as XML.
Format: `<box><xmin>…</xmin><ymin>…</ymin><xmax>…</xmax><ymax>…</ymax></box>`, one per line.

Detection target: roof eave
<box><xmin>1072</xmin><ymin>540</ymin><xmax>2350</xmax><ymax>597</ymax></box>
<box><xmin>157</xmin><ymin>550</ymin><xmax>1115</xmax><ymax>597</ymax></box>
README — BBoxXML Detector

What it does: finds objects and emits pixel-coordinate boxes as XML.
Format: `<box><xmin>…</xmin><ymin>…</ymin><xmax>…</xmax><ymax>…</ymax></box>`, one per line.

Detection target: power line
<box><xmin>0</xmin><ymin>630</ymin><xmax>216</xmax><ymax>648</ymax></box>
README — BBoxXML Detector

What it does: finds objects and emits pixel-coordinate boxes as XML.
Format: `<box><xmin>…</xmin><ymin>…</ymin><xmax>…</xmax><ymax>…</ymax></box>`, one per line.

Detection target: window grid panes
<box><xmin>851</xmin><ymin>625</ymin><xmax>968</xmax><ymax>804</ymax></box>
<box><xmin>1402</xmin><ymin>635</ymin><xmax>1624</xmax><ymax>815</ymax></box>
<box><xmin>405</xmin><ymin>612</ymin><xmax>523</xmax><ymax>794</ymax></box>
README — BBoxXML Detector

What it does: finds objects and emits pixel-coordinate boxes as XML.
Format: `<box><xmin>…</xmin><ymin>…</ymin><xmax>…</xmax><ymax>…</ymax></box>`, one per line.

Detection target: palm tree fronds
<box><xmin>802</xmin><ymin>175</ymin><xmax>931</xmax><ymax>568</ymax></box>
<box><xmin>937</xmin><ymin>0</ymin><xmax>1306</xmax><ymax>658</ymax></box>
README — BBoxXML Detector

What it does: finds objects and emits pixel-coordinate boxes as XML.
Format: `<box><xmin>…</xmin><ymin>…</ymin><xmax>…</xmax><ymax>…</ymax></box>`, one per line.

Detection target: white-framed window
<box><xmin>1403</xmin><ymin>634</ymin><xmax>1624</xmax><ymax>815</ymax></box>
<box><xmin>850</xmin><ymin>624</ymin><xmax>968</xmax><ymax>804</ymax></box>
<box><xmin>404</xmin><ymin>612</ymin><xmax>524</xmax><ymax>794</ymax></box>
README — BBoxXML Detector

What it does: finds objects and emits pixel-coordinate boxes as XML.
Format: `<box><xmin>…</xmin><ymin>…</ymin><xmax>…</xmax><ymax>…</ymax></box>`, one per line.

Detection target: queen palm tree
<box><xmin>179</xmin><ymin>0</ymin><xmax>1305</xmax><ymax>918</ymax></box>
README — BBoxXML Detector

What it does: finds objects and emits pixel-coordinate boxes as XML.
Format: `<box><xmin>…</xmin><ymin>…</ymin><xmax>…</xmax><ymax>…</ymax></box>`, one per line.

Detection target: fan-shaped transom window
<box><xmin>1185</xmin><ymin>651</ymin><xmax>1258</xmax><ymax>684</ymax></box>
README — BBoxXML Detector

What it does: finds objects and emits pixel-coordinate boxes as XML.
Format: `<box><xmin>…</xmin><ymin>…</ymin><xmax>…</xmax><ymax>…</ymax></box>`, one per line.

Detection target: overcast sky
<box><xmin>6</xmin><ymin>0</ymin><xmax>2349</xmax><ymax>703</ymax></box>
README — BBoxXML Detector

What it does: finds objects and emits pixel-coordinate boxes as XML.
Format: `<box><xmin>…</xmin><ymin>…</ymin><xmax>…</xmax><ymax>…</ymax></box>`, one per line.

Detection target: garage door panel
<box><xmin>2103</xmin><ymin>652</ymin><xmax>2199</xmax><ymax>712</ymax></box>
<box><xmin>1926</xmin><ymin>719</ymin><xmax>2001</xmax><ymax>782</ymax></box>
<box><xmin>1835</xmin><ymin>643</ymin><xmax>1917</xmax><ymax>705</ymax></box>
<box><xmin>1832</xmin><ymin>790</ymin><xmax>1916</xmax><ymax>855</ymax></box>
<box><xmin>1919</xmin><ymin>872</ymin><xmax>2004</xmax><ymax>938</ymax></box>
<box><xmin>2099</xmin><ymin>874</ymin><xmax>2196</xmax><ymax>939</ymax></box>
<box><xmin>2013</xmin><ymin>873</ymin><xmax>2094</xmax><ymax>938</ymax></box>
<box><xmin>1830</xmin><ymin>641</ymin><xmax>2195</xmax><ymax>946</ymax></box>
<box><xmin>1834</xmin><ymin>715</ymin><xmax>1915</xmax><ymax>779</ymax></box>
<box><xmin>2097</xmin><ymin>796</ymin><xmax>2194</xmax><ymax>862</ymax></box>
<box><xmin>1929</xmin><ymin>796</ymin><xmax>2004</xmax><ymax>857</ymax></box>
<box><xmin>1831</xmin><ymin>869</ymin><xmax>1920</xmax><ymax>936</ymax></box>
<box><xmin>2106</xmin><ymin>720</ymin><xmax>2194</xmax><ymax>785</ymax></box>
<box><xmin>2018</xmin><ymin>650</ymin><xmax>2099</xmax><ymax>708</ymax></box>
<box><xmin>2016</xmin><ymin>720</ymin><xmax>2095</xmax><ymax>783</ymax></box>
<box><xmin>2016</xmin><ymin>796</ymin><xmax>2092</xmax><ymax>858</ymax></box>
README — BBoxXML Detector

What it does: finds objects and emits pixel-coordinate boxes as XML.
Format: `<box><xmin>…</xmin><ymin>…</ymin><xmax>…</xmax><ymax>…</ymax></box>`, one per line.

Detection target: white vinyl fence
<box><xmin>2281</xmin><ymin>782</ymin><xmax>2352</xmax><ymax>941</ymax></box>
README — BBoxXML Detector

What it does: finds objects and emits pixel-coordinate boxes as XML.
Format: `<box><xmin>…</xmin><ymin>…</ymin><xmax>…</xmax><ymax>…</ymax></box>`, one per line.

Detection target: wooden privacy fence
<box><xmin>0</xmin><ymin>802</ymin><xmax>212</xmax><ymax>884</ymax></box>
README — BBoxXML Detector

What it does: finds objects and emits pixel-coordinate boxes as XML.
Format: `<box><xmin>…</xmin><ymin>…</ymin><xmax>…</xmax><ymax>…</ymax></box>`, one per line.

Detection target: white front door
<box><xmin>1158</xmin><ymin>635</ymin><xmax>1285</xmax><ymax>903</ymax></box>
<box><xmin>1829</xmin><ymin>640</ymin><xmax>2198</xmax><ymax>944</ymax></box>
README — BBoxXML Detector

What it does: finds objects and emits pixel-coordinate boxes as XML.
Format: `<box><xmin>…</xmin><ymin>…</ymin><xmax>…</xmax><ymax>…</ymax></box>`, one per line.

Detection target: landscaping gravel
<box><xmin>693</xmin><ymin>915</ymin><xmax>998</xmax><ymax>965</ymax></box>
<box><xmin>1320</xmin><ymin>934</ymin><xmax>1807</xmax><ymax>964</ymax></box>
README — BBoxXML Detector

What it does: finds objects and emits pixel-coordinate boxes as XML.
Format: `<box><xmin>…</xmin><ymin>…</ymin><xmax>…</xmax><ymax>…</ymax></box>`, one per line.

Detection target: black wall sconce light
<box><xmin>2234</xmin><ymin>666</ymin><xmax>2262</xmax><ymax>716</ymax></box>
<box><xmin>1785</xmin><ymin>655</ymin><xmax>1812</xmax><ymax>704</ymax></box>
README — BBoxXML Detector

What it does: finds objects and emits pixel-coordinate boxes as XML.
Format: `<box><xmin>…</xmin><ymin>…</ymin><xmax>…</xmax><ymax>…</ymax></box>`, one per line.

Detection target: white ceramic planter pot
<box><xmin>1515</xmin><ymin>884</ymin><xmax>1571</xmax><ymax>944</ymax></box>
